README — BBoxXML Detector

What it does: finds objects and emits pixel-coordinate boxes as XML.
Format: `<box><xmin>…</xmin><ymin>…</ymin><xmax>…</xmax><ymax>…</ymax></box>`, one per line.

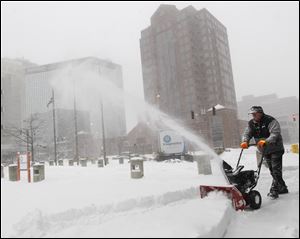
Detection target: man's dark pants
<box><xmin>265</xmin><ymin>151</ymin><xmax>287</xmax><ymax>193</ymax></box>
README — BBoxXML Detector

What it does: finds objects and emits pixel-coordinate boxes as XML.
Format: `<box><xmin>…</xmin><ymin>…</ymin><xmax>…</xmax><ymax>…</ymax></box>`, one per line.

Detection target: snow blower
<box><xmin>200</xmin><ymin>144</ymin><xmax>265</xmax><ymax>210</ymax></box>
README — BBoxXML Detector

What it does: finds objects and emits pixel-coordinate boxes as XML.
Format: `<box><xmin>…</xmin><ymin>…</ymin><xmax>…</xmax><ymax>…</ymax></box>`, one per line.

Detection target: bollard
<box><xmin>68</xmin><ymin>159</ymin><xmax>74</xmax><ymax>166</ymax></box>
<box><xmin>58</xmin><ymin>159</ymin><xmax>64</xmax><ymax>166</ymax></box>
<box><xmin>194</xmin><ymin>155</ymin><xmax>212</xmax><ymax>175</ymax></box>
<box><xmin>214</xmin><ymin>147</ymin><xmax>225</xmax><ymax>155</ymax></box>
<box><xmin>119</xmin><ymin>157</ymin><xmax>124</xmax><ymax>164</ymax></box>
<box><xmin>1</xmin><ymin>164</ymin><xmax>4</xmax><ymax>178</ymax></box>
<box><xmin>8</xmin><ymin>165</ymin><xmax>19</xmax><ymax>181</ymax></box>
<box><xmin>98</xmin><ymin>159</ymin><xmax>104</xmax><ymax>168</ymax></box>
<box><xmin>33</xmin><ymin>164</ymin><xmax>45</xmax><ymax>182</ymax></box>
<box><xmin>80</xmin><ymin>159</ymin><xmax>87</xmax><ymax>167</ymax></box>
<box><xmin>130</xmin><ymin>159</ymin><xmax>144</xmax><ymax>179</ymax></box>
<box><xmin>49</xmin><ymin>161</ymin><xmax>54</xmax><ymax>166</ymax></box>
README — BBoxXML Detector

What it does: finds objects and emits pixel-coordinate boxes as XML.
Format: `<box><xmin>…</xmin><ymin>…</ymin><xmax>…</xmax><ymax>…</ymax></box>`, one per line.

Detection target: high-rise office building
<box><xmin>140</xmin><ymin>5</ymin><xmax>239</xmax><ymax>147</ymax></box>
<box><xmin>24</xmin><ymin>57</ymin><xmax>127</xmax><ymax>141</ymax></box>
<box><xmin>1</xmin><ymin>58</ymin><xmax>36</xmax><ymax>160</ymax></box>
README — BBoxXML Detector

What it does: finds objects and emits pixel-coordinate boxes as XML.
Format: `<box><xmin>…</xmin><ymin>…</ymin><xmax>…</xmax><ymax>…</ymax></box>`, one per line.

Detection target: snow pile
<box><xmin>10</xmin><ymin>190</ymin><xmax>232</xmax><ymax>238</ymax></box>
<box><xmin>1</xmin><ymin>158</ymin><xmax>232</xmax><ymax>238</ymax></box>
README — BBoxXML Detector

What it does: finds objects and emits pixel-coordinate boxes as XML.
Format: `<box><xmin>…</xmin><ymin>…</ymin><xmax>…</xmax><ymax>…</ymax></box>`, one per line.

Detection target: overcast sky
<box><xmin>1</xmin><ymin>1</ymin><xmax>299</xmax><ymax>130</ymax></box>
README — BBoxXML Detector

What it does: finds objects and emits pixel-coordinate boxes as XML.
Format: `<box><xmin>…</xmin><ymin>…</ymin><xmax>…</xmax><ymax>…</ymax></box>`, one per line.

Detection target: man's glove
<box><xmin>257</xmin><ymin>140</ymin><xmax>266</xmax><ymax>148</ymax></box>
<box><xmin>240</xmin><ymin>142</ymin><xmax>248</xmax><ymax>149</ymax></box>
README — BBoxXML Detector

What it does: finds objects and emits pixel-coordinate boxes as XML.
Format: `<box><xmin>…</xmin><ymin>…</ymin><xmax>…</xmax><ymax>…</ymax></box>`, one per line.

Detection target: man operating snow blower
<box><xmin>241</xmin><ymin>106</ymin><xmax>288</xmax><ymax>199</ymax></box>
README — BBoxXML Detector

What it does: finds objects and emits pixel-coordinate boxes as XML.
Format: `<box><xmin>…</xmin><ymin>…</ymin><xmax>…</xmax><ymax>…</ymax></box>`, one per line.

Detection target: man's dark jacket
<box><xmin>242</xmin><ymin>114</ymin><xmax>284</xmax><ymax>154</ymax></box>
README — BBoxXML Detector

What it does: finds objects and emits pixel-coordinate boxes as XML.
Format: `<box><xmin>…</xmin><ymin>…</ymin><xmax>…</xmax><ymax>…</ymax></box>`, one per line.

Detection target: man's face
<box><xmin>251</xmin><ymin>112</ymin><xmax>263</xmax><ymax>122</ymax></box>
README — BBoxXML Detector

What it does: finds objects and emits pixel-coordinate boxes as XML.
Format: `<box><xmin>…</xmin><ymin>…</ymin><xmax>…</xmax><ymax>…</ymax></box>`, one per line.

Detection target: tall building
<box><xmin>1</xmin><ymin>58</ymin><xmax>36</xmax><ymax>130</ymax></box>
<box><xmin>1</xmin><ymin>58</ymin><xmax>36</xmax><ymax>161</ymax></box>
<box><xmin>24</xmin><ymin>57</ymin><xmax>127</xmax><ymax>142</ymax></box>
<box><xmin>140</xmin><ymin>5</ymin><xmax>239</xmax><ymax>147</ymax></box>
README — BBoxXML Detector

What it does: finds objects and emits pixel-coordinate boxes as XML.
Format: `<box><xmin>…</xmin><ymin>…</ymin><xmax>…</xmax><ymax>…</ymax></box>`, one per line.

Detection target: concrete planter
<box><xmin>8</xmin><ymin>165</ymin><xmax>18</xmax><ymax>181</ymax></box>
<box><xmin>33</xmin><ymin>164</ymin><xmax>45</xmax><ymax>182</ymax></box>
<box><xmin>194</xmin><ymin>155</ymin><xmax>212</xmax><ymax>175</ymax></box>
<box><xmin>80</xmin><ymin>159</ymin><xmax>87</xmax><ymax>167</ymax></box>
<box><xmin>130</xmin><ymin>159</ymin><xmax>144</xmax><ymax>179</ymax></box>
<box><xmin>98</xmin><ymin>159</ymin><xmax>104</xmax><ymax>168</ymax></box>
<box><xmin>1</xmin><ymin>164</ymin><xmax>4</xmax><ymax>178</ymax></box>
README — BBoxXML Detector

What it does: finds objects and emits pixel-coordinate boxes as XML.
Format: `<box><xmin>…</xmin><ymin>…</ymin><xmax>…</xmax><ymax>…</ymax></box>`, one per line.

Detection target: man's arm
<box><xmin>266</xmin><ymin>119</ymin><xmax>281</xmax><ymax>144</ymax></box>
<box><xmin>242</xmin><ymin>122</ymin><xmax>253</xmax><ymax>143</ymax></box>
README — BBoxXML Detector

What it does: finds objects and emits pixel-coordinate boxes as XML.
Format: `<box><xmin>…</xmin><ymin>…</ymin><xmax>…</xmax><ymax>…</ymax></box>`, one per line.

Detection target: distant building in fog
<box><xmin>1</xmin><ymin>58</ymin><xmax>36</xmax><ymax>161</ymax></box>
<box><xmin>238</xmin><ymin>94</ymin><xmax>299</xmax><ymax>143</ymax></box>
<box><xmin>34</xmin><ymin>109</ymin><xmax>95</xmax><ymax>160</ymax></box>
<box><xmin>24</xmin><ymin>57</ymin><xmax>127</xmax><ymax>147</ymax></box>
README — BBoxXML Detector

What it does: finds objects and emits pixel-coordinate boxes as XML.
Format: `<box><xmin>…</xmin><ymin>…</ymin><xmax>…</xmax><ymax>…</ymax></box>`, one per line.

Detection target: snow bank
<box><xmin>10</xmin><ymin>190</ymin><xmax>232</xmax><ymax>238</ymax></box>
<box><xmin>1</xmin><ymin>158</ymin><xmax>233</xmax><ymax>238</ymax></box>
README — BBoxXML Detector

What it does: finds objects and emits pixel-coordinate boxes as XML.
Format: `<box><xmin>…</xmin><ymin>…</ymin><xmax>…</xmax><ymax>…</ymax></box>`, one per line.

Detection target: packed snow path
<box><xmin>222</xmin><ymin>148</ymin><xmax>299</xmax><ymax>238</ymax></box>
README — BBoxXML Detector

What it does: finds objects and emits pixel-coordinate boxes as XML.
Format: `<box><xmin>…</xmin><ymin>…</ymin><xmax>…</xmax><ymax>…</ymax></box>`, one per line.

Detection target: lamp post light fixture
<box><xmin>156</xmin><ymin>93</ymin><xmax>161</xmax><ymax>110</ymax></box>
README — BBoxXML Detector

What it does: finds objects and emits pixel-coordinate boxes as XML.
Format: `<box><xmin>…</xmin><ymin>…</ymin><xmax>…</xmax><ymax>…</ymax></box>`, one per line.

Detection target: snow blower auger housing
<box><xmin>200</xmin><ymin>144</ymin><xmax>264</xmax><ymax>210</ymax></box>
<box><xmin>200</xmin><ymin>185</ymin><xmax>247</xmax><ymax>210</ymax></box>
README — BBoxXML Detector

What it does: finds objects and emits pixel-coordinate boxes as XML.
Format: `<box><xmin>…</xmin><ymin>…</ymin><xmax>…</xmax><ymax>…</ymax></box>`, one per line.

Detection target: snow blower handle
<box><xmin>257</xmin><ymin>146</ymin><xmax>266</xmax><ymax>177</ymax></box>
<box><xmin>236</xmin><ymin>143</ymin><xmax>257</xmax><ymax>168</ymax></box>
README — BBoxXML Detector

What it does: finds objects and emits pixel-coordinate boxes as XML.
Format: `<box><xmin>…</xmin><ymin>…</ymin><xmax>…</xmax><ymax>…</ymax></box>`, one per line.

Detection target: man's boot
<box><xmin>278</xmin><ymin>185</ymin><xmax>288</xmax><ymax>194</ymax></box>
<box><xmin>267</xmin><ymin>189</ymin><xmax>279</xmax><ymax>199</ymax></box>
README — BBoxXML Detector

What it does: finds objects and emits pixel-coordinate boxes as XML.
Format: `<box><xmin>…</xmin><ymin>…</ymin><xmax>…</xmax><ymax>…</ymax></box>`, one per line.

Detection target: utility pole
<box><xmin>73</xmin><ymin>79</ymin><xmax>79</xmax><ymax>165</ymax></box>
<box><xmin>26</xmin><ymin>129</ymin><xmax>30</xmax><ymax>153</ymax></box>
<box><xmin>98</xmin><ymin>66</ymin><xmax>107</xmax><ymax>165</ymax></box>
<box><xmin>100</xmin><ymin>98</ymin><xmax>107</xmax><ymax>165</ymax></box>
<box><xmin>51</xmin><ymin>89</ymin><xmax>58</xmax><ymax>166</ymax></box>
<box><xmin>30</xmin><ymin>115</ymin><xmax>34</xmax><ymax>164</ymax></box>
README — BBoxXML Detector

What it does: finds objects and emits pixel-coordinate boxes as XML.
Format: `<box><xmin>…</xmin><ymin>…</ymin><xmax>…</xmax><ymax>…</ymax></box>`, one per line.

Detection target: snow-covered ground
<box><xmin>1</xmin><ymin>146</ymin><xmax>299</xmax><ymax>238</ymax></box>
<box><xmin>222</xmin><ymin>146</ymin><xmax>299</xmax><ymax>238</ymax></box>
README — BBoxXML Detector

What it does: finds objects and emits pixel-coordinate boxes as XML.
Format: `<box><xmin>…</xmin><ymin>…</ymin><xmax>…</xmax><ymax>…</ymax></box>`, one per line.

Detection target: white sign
<box><xmin>19</xmin><ymin>154</ymin><xmax>28</xmax><ymax>170</ymax></box>
<box><xmin>159</xmin><ymin>130</ymin><xmax>185</xmax><ymax>154</ymax></box>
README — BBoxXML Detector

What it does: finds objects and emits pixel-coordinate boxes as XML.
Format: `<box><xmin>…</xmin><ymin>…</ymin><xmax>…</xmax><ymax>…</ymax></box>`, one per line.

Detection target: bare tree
<box><xmin>2</xmin><ymin>113</ymin><xmax>46</xmax><ymax>163</ymax></box>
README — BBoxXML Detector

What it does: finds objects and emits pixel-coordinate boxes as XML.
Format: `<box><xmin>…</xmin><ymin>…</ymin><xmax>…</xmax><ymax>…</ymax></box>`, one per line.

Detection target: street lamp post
<box><xmin>30</xmin><ymin>114</ymin><xmax>34</xmax><ymax>164</ymax></box>
<box><xmin>73</xmin><ymin>76</ymin><xmax>79</xmax><ymax>165</ymax></box>
<box><xmin>100</xmin><ymin>98</ymin><xmax>107</xmax><ymax>165</ymax></box>
<box><xmin>99</xmin><ymin>66</ymin><xmax>107</xmax><ymax>165</ymax></box>
<box><xmin>47</xmin><ymin>89</ymin><xmax>57</xmax><ymax>165</ymax></box>
<box><xmin>156</xmin><ymin>93</ymin><xmax>160</xmax><ymax>109</ymax></box>
<box><xmin>51</xmin><ymin>89</ymin><xmax>57</xmax><ymax>166</ymax></box>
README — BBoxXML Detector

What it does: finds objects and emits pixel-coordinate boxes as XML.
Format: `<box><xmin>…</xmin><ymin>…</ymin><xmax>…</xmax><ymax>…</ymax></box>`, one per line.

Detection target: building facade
<box><xmin>1</xmin><ymin>58</ymin><xmax>36</xmax><ymax>161</ymax></box>
<box><xmin>24</xmin><ymin>57</ymin><xmax>127</xmax><ymax>152</ymax></box>
<box><xmin>34</xmin><ymin>109</ymin><xmax>94</xmax><ymax>160</ymax></box>
<box><xmin>140</xmin><ymin>5</ymin><xmax>239</xmax><ymax>148</ymax></box>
